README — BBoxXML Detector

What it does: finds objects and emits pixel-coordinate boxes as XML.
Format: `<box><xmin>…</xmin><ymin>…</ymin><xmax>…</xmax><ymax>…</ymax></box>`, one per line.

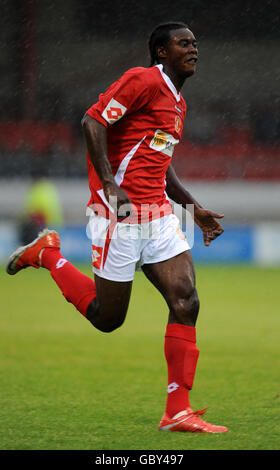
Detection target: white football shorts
<box><xmin>87</xmin><ymin>213</ymin><xmax>190</xmax><ymax>282</ymax></box>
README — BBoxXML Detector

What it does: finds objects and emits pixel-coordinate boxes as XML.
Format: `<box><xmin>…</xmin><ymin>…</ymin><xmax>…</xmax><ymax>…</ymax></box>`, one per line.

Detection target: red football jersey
<box><xmin>86</xmin><ymin>64</ymin><xmax>187</xmax><ymax>221</ymax></box>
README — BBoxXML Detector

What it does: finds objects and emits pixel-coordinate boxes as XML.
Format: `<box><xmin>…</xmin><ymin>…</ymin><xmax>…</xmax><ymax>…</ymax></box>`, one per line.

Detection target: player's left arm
<box><xmin>166</xmin><ymin>164</ymin><xmax>224</xmax><ymax>246</ymax></box>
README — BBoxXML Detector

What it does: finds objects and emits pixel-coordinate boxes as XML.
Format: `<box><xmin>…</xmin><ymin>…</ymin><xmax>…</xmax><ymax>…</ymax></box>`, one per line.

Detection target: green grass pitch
<box><xmin>1</xmin><ymin>263</ymin><xmax>279</xmax><ymax>450</ymax></box>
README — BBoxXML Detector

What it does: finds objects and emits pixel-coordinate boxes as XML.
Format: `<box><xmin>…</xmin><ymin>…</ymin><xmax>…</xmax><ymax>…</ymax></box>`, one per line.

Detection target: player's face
<box><xmin>164</xmin><ymin>28</ymin><xmax>198</xmax><ymax>78</ymax></box>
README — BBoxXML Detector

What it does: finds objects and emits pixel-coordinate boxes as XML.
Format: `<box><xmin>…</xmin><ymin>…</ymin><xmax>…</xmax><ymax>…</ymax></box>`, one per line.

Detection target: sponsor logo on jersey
<box><xmin>149</xmin><ymin>129</ymin><xmax>179</xmax><ymax>157</ymax></box>
<box><xmin>101</xmin><ymin>98</ymin><xmax>127</xmax><ymax>124</ymax></box>
<box><xmin>175</xmin><ymin>115</ymin><xmax>182</xmax><ymax>132</ymax></box>
<box><xmin>91</xmin><ymin>245</ymin><xmax>103</xmax><ymax>269</ymax></box>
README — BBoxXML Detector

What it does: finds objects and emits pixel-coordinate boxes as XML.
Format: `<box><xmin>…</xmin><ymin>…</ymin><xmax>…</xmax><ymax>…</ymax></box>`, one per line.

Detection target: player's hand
<box><xmin>104</xmin><ymin>181</ymin><xmax>133</xmax><ymax>219</ymax></box>
<box><xmin>194</xmin><ymin>207</ymin><xmax>224</xmax><ymax>246</ymax></box>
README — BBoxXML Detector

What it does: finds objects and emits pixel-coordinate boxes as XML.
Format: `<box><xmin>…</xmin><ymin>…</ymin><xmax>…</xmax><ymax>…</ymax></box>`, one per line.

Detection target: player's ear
<box><xmin>157</xmin><ymin>45</ymin><xmax>168</xmax><ymax>60</ymax></box>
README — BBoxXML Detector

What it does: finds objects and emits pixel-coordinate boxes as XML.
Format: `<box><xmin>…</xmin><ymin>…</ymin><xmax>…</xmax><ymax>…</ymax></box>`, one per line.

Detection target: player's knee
<box><xmin>171</xmin><ymin>286</ymin><xmax>200</xmax><ymax>325</ymax></box>
<box><xmin>92</xmin><ymin>315</ymin><xmax>125</xmax><ymax>333</ymax></box>
<box><xmin>99</xmin><ymin>317</ymin><xmax>125</xmax><ymax>333</ymax></box>
<box><xmin>86</xmin><ymin>300</ymin><xmax>127</xmax><ymax>332</ymax></box>
<box><xmin>187</xmin><ymin>289</ymin><xmax>200</xmax><ymax>321</ymax></box>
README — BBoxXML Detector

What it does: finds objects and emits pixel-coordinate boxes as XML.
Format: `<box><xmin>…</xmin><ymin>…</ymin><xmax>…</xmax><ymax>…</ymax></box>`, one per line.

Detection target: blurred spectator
<box><xmin>18</xmin><ymin>171</ymin><xmax>64</xmax><ymax>244</ymax></box>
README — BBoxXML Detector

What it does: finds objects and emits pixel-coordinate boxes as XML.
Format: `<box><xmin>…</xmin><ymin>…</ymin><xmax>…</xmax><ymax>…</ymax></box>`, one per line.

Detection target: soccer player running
<box><xmin>7</xmin><ymin>22</ymin><xmax>228</xmax><ymax>433</ymax></box>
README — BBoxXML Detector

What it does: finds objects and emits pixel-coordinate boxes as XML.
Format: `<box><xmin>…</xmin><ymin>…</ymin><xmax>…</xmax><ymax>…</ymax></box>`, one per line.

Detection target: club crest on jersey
<box><xmin>149</xmin><ymin>129</ymin><xmax>179</xmax><ymax>157</ymax></box>
<box><xmin>175</xmin><ymin>115</ymin><xmax>181</xmax><ymax>132</ymax></box>
<box><xmin>101</xmin><ymin>98</ymin><xmax>127</xmax><ymax>124</ymax></box>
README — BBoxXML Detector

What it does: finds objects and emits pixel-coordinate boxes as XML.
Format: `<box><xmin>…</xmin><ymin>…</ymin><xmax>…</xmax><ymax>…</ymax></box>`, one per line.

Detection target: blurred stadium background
<box><xmin>1</xmin><ymin>0</ymin><xmax>280</xmax><ymax>265</ymax></box>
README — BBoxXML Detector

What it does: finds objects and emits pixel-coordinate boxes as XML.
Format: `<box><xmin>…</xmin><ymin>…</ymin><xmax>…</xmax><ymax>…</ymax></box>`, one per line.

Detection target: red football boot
<box><xmin>6</xmin><ymin>228</ymin><xmax>60</xmax><ymax>275</ymax></box>
<box><xmin>159</xmin><ymin>407</ymin><xmax>228</xmax><ymax>433</ymax></box>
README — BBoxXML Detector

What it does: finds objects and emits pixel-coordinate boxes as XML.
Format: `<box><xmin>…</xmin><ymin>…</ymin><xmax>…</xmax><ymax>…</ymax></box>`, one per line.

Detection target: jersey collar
<box><xmin>155</xmin><ymin>64</ymin><xmax>181</xmax><ymax>102</ymax></box>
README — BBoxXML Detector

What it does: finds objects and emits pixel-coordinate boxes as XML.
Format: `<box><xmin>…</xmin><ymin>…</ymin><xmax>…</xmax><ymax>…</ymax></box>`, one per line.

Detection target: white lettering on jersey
<box><xmin>101</xmin><ymin>98</ymin><xmax>127</xmax><ymax>124</ymax></box>
<box><xmin>149</xmin><ymin>129</ymin><xmax>179</xmax><ymax>157</ymax></box>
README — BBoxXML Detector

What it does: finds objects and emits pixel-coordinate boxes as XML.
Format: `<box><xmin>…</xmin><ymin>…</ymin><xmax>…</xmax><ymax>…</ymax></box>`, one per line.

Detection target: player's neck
<box><xmin>161</xmin><ymin>65</ymin><xmax>186</xmax><ymax>92</ymax></box>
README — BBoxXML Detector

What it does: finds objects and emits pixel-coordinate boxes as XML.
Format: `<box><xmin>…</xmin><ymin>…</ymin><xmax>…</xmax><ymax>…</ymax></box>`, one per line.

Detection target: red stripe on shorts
<box><xmin>102</xmin><ymin>220</ymin><xmax>117</xmax><ymax>269</ymax></box>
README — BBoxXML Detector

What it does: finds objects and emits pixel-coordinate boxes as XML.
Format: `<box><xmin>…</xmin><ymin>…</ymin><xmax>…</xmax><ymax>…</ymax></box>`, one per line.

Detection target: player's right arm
<box><xmin>81</xmin><ymin>114</ymin><xmax>131</xmax><ymax>214</ymax></box>
<box><xmin>83</xmin><ymin>68</ymin><xmax>158</xmax><ymax>216</ymax></box>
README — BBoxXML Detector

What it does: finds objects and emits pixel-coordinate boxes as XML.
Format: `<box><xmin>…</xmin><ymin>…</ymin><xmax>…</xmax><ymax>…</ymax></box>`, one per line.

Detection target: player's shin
<box><xmin>41</xmin><ymin>248</ymin><xmax>96</xmax><ymax>318</ymax></box>
<box><xmin>164</xmin><ymin>323</ymin><xmax>199</xmax><ymax>418</ymax></box>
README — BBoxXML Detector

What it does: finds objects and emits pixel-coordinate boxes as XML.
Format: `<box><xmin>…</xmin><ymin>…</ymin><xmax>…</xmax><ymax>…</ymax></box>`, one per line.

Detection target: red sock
<box><xmin>41</xmin><ymin>248</ymin><xmax>96</xmax><ymax>317</ymax></box>
<box><xmin>164</xmin><ymin>323</ymin><xmax>199</xmax><ymax>418</ymax></box>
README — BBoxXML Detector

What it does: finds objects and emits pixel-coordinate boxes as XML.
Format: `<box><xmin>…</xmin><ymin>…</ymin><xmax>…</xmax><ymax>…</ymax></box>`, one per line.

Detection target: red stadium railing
<box><xmin>0</xmin><ymin>121</ymin><xmax>279</xmax><ymax>180</ymax></box>
<box><xmin>0</xmin><ymin>121</ymin><xmax>77</xmax><ymax>154</ymax></box>
<box><xmin>173</xmin><ymin>126</ymin><xmax>280</xmax><ymax>180</ymax></box>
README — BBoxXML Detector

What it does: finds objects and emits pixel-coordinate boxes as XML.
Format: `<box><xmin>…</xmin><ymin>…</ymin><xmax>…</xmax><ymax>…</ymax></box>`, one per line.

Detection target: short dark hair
<box><xmin>148</xmin><ymin>22</ymin><xmax>189</xmax><ymax>66</ymax></box>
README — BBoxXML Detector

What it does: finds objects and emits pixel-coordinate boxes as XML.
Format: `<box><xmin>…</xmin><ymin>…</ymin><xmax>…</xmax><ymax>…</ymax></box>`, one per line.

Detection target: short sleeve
<box><xmin>86</xmin><ymin>68</ymin><xmax>158</xmax><ymax>126</ymax></box>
